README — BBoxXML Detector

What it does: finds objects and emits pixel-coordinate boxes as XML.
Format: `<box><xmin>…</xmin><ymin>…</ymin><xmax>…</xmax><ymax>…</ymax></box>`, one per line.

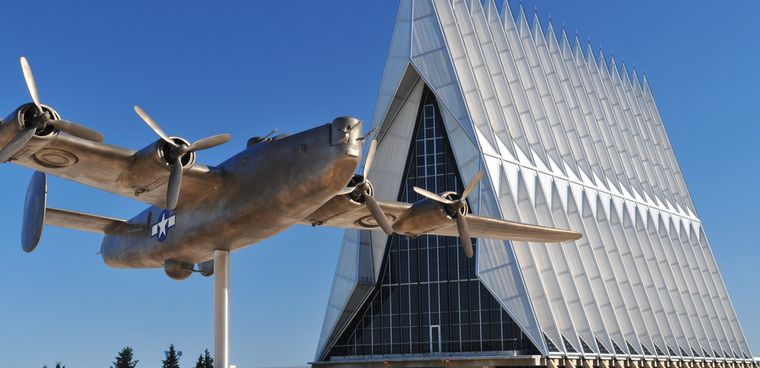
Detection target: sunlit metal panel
<box><xmin>315</xmin><ymin>0</ymin><xmax>754</xmax><ymax>363</ymax></box>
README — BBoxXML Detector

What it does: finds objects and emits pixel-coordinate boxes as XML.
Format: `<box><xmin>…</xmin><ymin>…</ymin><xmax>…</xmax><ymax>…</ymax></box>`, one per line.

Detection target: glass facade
<box><xmin>325</xmin><ymin>88</ymin><xmax>537</xmax><ymax>359</ymax></box>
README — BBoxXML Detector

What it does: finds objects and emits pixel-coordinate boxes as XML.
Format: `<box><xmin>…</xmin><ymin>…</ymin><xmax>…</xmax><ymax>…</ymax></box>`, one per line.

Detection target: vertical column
<box><xmin>214</xmin><ymin>249</ymin><xmax>230</xmax><ymax>368</ymax></box>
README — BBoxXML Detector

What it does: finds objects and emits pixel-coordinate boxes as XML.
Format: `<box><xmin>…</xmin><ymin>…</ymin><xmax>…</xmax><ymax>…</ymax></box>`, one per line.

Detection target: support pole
<box><xmin>214</xmin><ymin>250</ymin><xmax>230</xmax><ymax>368</ymax></box>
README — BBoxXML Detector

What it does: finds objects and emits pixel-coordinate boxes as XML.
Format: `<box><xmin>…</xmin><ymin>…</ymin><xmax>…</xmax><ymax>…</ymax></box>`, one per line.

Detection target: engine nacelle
<box><xmin>164</xmin><ymin>259</ymin><xmax>193</xmax><ymax>280</ymax></box>
<box><xmin>304</xmin><ymin>174</ymin><xmax>368</xmax><ymax>226</ymax></box>
<box><xmin>0</xmin><ymin>104</ymin><xmax>61</xmax><ymax>155</ymax></box>
<box><xmin>117</xmin><ymin>137</ymin><xmax>196</xmax><ymax>196</ymax></box>
<box><xmin>392</xmin><ymin>192</ymin><xmax>465</xmax><ymax>236</ymax></box>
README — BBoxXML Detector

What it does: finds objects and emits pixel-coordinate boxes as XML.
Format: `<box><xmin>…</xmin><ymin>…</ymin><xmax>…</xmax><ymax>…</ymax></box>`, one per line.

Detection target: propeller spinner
<box><xmin>341</xmin><ymin>139</ymin><xmax>395</xmax><ymax>235</ymax></box>
<box><xmin>134</xmin><ymin>105</ymin><xmax>230</xmax><ymax>210</ymax></box>
<box><xmin>0</xmin><ymin>57</ymin><xmax>104</xmax><ymax>162</ymax></box>
<box><xmin>413</xmin><ymin>170</ymin><xmax>484</xmax><ymax>258</ymax></box>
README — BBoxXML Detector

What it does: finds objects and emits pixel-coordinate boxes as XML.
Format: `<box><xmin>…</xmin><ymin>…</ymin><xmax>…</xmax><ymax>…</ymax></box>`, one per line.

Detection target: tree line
<box><xmin>42</xmin><ymin>344</ymin><xmax>214</xmax><ymax>368</ymax></box>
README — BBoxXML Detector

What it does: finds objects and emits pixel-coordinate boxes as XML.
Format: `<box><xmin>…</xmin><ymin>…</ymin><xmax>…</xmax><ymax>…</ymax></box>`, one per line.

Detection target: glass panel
<box><xmin>326</xmin><ymin>87</ymin><xmax>538</xmax><ymax>358</ymax></box>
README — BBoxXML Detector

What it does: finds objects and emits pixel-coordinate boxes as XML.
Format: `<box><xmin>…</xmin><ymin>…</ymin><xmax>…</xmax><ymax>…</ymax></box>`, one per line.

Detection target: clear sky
<box><xmin>0</xmin><ymin>1</ymin><xmax>757</xmax><ymax>367</ymax></box>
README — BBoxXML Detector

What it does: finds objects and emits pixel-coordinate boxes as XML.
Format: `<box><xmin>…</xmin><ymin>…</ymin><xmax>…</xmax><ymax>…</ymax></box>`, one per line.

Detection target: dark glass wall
<box><xmin>326</xmin><ymin>88</ymin><xmax>537</xmax><ymax>359</ymax></box>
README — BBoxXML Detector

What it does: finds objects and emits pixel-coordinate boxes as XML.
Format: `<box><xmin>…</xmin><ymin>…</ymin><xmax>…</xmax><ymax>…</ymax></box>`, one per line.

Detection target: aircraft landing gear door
<box><xmin>429</xmin><ymin>325</ymin><xmax>442</xmax><ymax>353</ymax></box>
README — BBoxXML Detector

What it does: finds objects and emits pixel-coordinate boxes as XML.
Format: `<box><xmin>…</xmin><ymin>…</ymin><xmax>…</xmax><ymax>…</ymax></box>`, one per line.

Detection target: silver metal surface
<box><xmin>21</xmin><ymin>171</ymin><xmax>46</xmax><ymax>252</ymax></box>
<box><xmin>316</xmin><ymin>0</ymin><xmax>754</xmax><ymax>363</ymax></box>
<box><xmin>214</xmin><ymin>250</ymin><xmax>230</xmax><ymax>368</ymax></box>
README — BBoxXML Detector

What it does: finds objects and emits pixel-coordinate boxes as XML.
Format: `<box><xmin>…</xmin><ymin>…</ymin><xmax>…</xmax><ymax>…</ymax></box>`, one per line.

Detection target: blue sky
<box><xmin>0</xmin><ymin>1</ymin><xmax>757</xmax><ymax>367</ymax></box>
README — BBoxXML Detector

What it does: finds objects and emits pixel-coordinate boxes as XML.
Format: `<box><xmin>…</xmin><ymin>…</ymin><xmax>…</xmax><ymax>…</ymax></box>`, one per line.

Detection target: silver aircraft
<box><xmin>3</xmin><ymin>57</ymin><xmax>581</xmax><ymax>280</ymax></box>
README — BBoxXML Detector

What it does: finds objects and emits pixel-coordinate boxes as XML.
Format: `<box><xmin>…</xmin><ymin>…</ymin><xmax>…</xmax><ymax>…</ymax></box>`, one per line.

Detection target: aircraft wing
<box><xmin>8</xmin><ymin>133</ymin><xmax>221</xmax><ymax>208</ymax></box>
<box><xmin>417</xmin><ymin>214</ymin><xmax>583</xmax><ymax>243</ymax></box>
<box><xmin>301</xmin><ymin>197</ymin><xmax>582</xmax><ymax>244</ymax></box>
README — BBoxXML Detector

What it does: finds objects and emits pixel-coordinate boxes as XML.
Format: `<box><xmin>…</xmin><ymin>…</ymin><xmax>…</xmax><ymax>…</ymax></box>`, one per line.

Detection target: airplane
<box><xmin>3</xmin><ymin>57</ymin><xmax>582</xmax><ymax>280</ymax></box>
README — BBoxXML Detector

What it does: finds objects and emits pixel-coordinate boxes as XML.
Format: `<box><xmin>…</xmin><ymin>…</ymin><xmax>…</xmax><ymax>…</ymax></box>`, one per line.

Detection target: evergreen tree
<box><xmin>201</xmin><ymin>349</ymin><xmax>213</xmax><ymax>368</ymax></box>
<box><xmin>55</xmin><ymin>362</ymin><xmax>65</xmax><ymax>368</ymax></box>
<box><xmin>161</xmin><ymin>344</ymin><xmax>180</xmax><ymax>368</ymax></box>
<box><xmin>112</xmin><ymin>346</ymin><xmax>138</xmax><ymax>368</ymax></box>
<box><xmin>194</xmin><ymin>349</ymin><xmax>213</xmax><ymax>368</ymax></box>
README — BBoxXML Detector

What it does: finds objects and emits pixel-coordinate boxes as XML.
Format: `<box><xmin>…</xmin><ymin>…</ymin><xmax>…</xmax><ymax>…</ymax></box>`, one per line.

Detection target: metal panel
<box><xmin>372</xmin><ymin>0</ymin><xmax>414</xmax><ymax>132</ymax></box>
<box><xmin>411</xmin><ymin>0</ymin><xmax>477</xmax><ymax>144</ymax></box>
<box><xmin>476</xmin><ymin>170</ymin><xmax>548</xmax><ymax>355</ymax></box>
<box><xmin>698</xmin><ymin>229</ymin><xmax>754</xmax><ymax>358</ymax></box>
<box><xmin>316</xmin><ymin>229</ymin><xmax>362</xmax><ymax>358</ymax></box>
<box><xmin>369</xmin><ymin>79</ymin><xmax>427</xmax><ymax>276</ymax></box>
<box><xmin>317</xmin><ymin>0</ymin><xmax>754</xmax><ymax>362</ymax></box>
<box><xmin>547</xmin><ymin>30</ymin><xmax>636</xmax><ymax>356</ymax></box>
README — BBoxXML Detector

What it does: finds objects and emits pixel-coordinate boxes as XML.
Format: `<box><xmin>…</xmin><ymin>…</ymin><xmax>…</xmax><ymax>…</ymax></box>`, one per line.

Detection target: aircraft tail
<box><xmin>45</xmin><ymin>208</ymin><xmax>130</xmax><ymax>234</ymax></box>
<box><xmin>22</xmin><ymin>171</ymin><xmax>141</xmax><ymax>252</ymax></box>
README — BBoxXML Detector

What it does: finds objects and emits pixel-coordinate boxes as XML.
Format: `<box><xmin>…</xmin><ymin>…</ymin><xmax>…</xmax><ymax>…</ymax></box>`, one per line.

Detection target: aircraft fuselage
<box><xmin>100</xmin><ymin>117</ymin><xmax>363</xmax><ymax>269</ymax></box>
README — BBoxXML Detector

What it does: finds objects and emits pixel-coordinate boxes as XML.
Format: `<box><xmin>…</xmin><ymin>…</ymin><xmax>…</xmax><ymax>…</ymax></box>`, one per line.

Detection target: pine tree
<box><xmin>161</xmin><ymin>344</ymin><xmax>180</xmax><ymax>368</ymax></box>
<box><xmin>202</xmin><ymin>349</ymin><xmax>213</xmax><ymax>368</ymax></box>
<box><xmin>55</xmin><ymin>362</ymin><xmax>65</xmax><ymax>368</ymax></box>
<box><xmin>194</xmin><ymin>349</ymin><xmax>213</xmax><ymax>368</ymax></box>
<box><xmin>112</xmin><ymin>346</ymin><xmax>138</xmax><ymax>368</ymax></box>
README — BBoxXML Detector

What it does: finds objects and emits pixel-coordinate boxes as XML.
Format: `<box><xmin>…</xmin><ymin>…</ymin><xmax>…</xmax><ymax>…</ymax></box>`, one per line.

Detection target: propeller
<box><xmin>343</xmin><ymin>139</ymin><xmax>394</xmax><ymax>235</ymax></box>
<box><xmin>134</xmin><ymin>105</ymin><xmax>230</xmax><ymax>209</ymax></box>
<box><xmin>0</xmin><ymin>57</ymin><xmax>104</xmax><ymax>162</ymax></box>
<box><xmin>413</xmin><ymin>170</ymin><xmax>484</xmax><ymax>258</ymax></box>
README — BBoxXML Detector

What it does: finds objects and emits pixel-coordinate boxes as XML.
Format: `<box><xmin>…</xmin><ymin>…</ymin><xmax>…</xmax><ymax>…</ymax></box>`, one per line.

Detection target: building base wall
<box><xmin>311</xmin><ymin>356</ymin><xmax>759</xmax><ymax>368</ymax></box>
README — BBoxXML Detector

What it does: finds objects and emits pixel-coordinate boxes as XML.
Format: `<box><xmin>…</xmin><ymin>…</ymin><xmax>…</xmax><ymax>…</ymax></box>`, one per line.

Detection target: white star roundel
<box><xmin>151</xmin><ymin>210</ymin><xmax>176</xmax><ymax>242</ymax></box>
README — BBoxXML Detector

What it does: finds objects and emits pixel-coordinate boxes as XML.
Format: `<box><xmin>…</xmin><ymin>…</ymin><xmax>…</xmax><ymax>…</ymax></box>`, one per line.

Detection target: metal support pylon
<box><xmin>214</xmin><ymin>250</ymin><xmax>230</xmax><ymax>368</ymax></box>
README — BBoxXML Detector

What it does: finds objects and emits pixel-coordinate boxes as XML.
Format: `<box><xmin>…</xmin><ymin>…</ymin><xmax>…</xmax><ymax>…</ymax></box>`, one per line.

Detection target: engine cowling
<box><xmin>117</xmin><ymin>137</ymin><xmax>196</xmax><ymax>196</ymax></box>
<box><xmin>392</xmin><ymin>192</ymin><xmax>466</xmax><ymax>236</ymax></box>
<box><xmin>304</xmin><ymin>174</ymin><xmax>368</xmax><ymax>226</ymax></box>
<box><xmin>0</xmin><ymin>104</ymin><xmax>60</xmax><ymax>153</ymax></box>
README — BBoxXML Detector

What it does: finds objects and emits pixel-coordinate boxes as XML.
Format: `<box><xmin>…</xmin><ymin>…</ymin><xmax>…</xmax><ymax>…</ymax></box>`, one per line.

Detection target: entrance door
<box><xmin>429</xmin><ymin>325</ymin><xmax>442</xmax><ymax>353</ymax></box>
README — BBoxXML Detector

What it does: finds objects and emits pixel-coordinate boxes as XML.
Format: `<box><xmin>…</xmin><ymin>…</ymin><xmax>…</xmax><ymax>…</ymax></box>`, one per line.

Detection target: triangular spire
<box><xmin>517</xmin><ymin>4</ymin><xmax>531</xmax><ymax>37</ymax></box>
<box><xmin>501</xmin><ymin>0</ymin><xmax>516</xmax><ymax>30</ymax></box>
<box><xmin>609</xmin><ymin>55</ymin><xmax>621</xmax><ymax>83</ymax></box>
<box><xmin>532</xmin><ymin>11</ymin><xmax>543</xmax><ymax>41</ymax></box>
<box><xmin>560</xmin><ymin>28</ymin><xmax>573</xmax><ymax>60</ymax></box>
<box><xmin>573</xmin><ymin>36</ymin><xmax>584</xmax><ymax>63</ymax></box>
<box><xmin>642</xmin><ymin>73</ymin><xmax>654</xmax><ymax>98</ymax></box>
<box><xmin>532</xmin><ymin>12</ymin><xmax>547</xmax><ymax>46</ymax></box>
<box><xmin>631</xmin><ymin>67</ymin><xmax>643</xmax><ymax>92</ymax></box>
<box><xmin>573</xmin><ymin>35</ymin><xmax>583</xmax><ymax>59</ymax></box>
<box><xmin>585</xmin><ymin>42</ymin><xmax>595</xmax><ymax>65</ymax></box>
<box><xmin>597</xmin><ymin>49</ymin><xmax>609</xmax><ymax>75</ymax></box>
<box><xmin>546</xmin><ymin>19</ymin><xmax>558</xmax><ymax>52</ymax></box>
<box><xmin>620</xmin><ymin>61</ymin><xmax>632</xmax><ymax>86</ymax></box>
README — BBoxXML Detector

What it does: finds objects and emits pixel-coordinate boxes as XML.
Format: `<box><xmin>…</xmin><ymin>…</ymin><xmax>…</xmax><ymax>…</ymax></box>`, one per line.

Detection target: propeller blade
<box><xmin>456</xmin><ymin>215</ymin><xmax>474</xmax><ymax>258</ymax></box>
<box><xmin>19</xmin><ymin>57</ymin><xmax>43</xmax><ymax>113</ymax></box>
<box><xmin>0</xmin><ymin>128</ymin><xmax>36</xmax><ymax>162</ymax></box>
<box><xmin>49</xmin><ymin>120</ymin><xmax>104</xmax><ymax>142</ymax></box>
<box><xmin>134</xmin><ymin>105</ymin><xmax>177</xmax><ymax>147</ymax></box>
<box><xmin>461</xmin><ymin>170</ymin><xmax>483</xmax><ymax>201</ymax></box>
<box><xmin>364</xmin><ymin>195</ymin><xmax>394</xmax><ymax>235</ymax></box>
<box><xmin>187</xmin><ymin>133</ymin><xmax>230</xmax><ymax>152</ymax></box>
<box><xmin>166</xmin><ymin>156</ymin><xmax>183</xmax><ymax>209</ymax></box>
<box><xmin>413</xmin><ymin>186</ymin><xmax>454</xmax><ymax>204</ymax></box>
<box><xmin>362</xmin><ymin>139</ymin><xmax>377</xmax><ymax>179</ymax></box>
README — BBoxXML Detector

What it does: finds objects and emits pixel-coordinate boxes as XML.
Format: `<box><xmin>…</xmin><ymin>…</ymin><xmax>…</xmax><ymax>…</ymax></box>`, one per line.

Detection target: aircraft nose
<box><xmin>330</xmin><ymin>116</ymin><xmax>362</xmax><ymax>157</ymax></box>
